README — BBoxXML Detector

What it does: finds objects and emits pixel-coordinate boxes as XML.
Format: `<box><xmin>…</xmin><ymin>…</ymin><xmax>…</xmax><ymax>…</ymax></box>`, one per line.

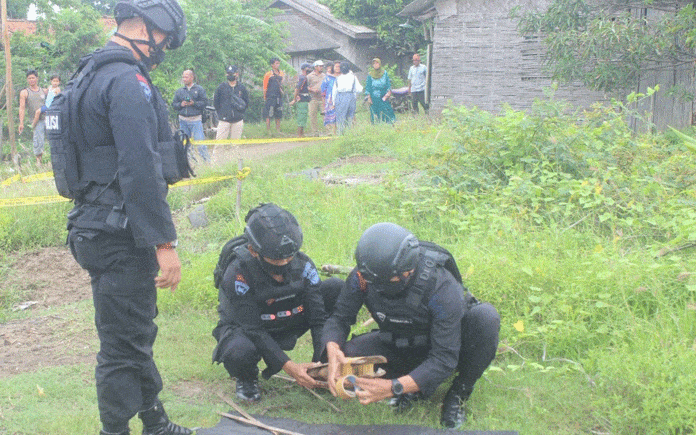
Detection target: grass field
<box><xmin>1</xmin><ymin>103</ymin><xmax>695</xmax><ymax>434</ymax></box>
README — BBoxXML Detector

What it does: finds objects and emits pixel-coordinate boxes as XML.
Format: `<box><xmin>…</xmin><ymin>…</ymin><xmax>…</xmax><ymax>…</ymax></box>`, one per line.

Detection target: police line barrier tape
<box><xmin>190</xmin><ymin>136</ymin><xmax>333</xmax><ymax>146</ymax></box>
<box><xmin>0</xmin><ymin>195</ymin><xmax>71</xmax><ymax>207</ymax></box>
<box><xmin>0</xmin><ymin>173</ymin><xmax>242</xmax><ymax>208</ymax></box>
<box><xmin>1</xmin><ymin>171</ymin><xmax>55</xmax><ymax>187</ymax></box>
<box><xmin>0</xmin><ymin>137</ymin><xmax>327</xmax><ymax>185</ymax></box>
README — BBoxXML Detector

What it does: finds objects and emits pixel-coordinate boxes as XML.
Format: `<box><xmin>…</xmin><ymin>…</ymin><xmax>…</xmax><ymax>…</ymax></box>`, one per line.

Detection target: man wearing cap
<box><xmin>214</xmin><ymin>65</ymin><xmax>249</xmax><ymax>141</ymax></box>
<box><xmin>290</xmin><ymin>63</ymin><xmax>312</xmax><ymax>137</ymax></box>
<box><xmin>212</xmin><ymin>203</ymin><xmax>342</xmax><ymax>402</ymax></box>
<box><xmin>306</xmin><ymin>60</ymin><xmax>325</xmax><ymax>136</ymax></box>
<box><xmin>172</xmin><ymin>69</ymin><xmax>210</xmax><ymax>161</ymax></box>
<box><xmin>64</xmin><ymin>0</ymin><xmax>192</xmax><ymax>434</ymax></box>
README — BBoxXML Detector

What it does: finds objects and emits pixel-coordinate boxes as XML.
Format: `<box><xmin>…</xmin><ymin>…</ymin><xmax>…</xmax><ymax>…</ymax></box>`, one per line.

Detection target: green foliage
<box><xmin>152</xmin><ymin>0</ymin><xmax>288</xmax><ymax>101</ymax></box>
<box><xmin>2</xmin><ymin>98</ymin><xmax>696</xmax><ymax>433</ymax></box>
<box><xmin>36</xmin><ymin>4</ymin><xmax>106</xmax><ymax>73</ymax></box>
<box><xmin>319</xmin><ymin>0</ymin><xmax>426</xmax><ymax>56</ymax></box>
<box><xmin>3</xmin><ymin>0</ymin><xmax>33</xmax><ymax>18</ymax></box>
<box><xmin>383</xmin><ymin>63</ymin><xmax>405</xmax><ymax>88</ymax></box>
<box><xmin>2</xmin><ymin>0</ymin><xmax>288</xmax><ymax>119</ymax></box>
<box><xmin>0</xmin><ymin>203</ymin><xmax>70</xmax><ymax>251</ymax></box>
<box><xmin>515</xmin><ymin>1</ymin><xmax>696</xmax><ymax>97</ymax></box>
<box><xmin>425</xmin><ymin>97</ymin><xmax>696</xmax><ymax>247</ymax></box>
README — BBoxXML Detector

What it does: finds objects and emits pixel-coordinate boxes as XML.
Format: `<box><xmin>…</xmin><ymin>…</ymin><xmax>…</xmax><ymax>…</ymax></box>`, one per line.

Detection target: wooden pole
<box><xmin>1</xmin><ymin>0</ymin><xmax>18</xmax><ymax>167</ymax></box>
<box><xmin>236</xmin><ymin>157</ymin><xmax>243</xmax><ymax>221</ymax></box>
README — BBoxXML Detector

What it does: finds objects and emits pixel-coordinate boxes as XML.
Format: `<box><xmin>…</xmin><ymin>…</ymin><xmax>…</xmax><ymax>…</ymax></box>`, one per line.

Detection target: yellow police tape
<box><xmin>190</xmin><ymin>136</ymin><xmax>333</xmax><ymax>146</ymax></box>
<box><xmin>0</xmin><ymin>171</ymin><xmax>55</xmax><ymax>187</ymax></box>
<box><xmin>0</xmin><ymin>173</ymin><xmax>245</xmax><ymax>208</ymax></box>
<box><xmin>0</xmin><ymin>136</ymin><xmax>327</xmax><ymax>186</ymax></box>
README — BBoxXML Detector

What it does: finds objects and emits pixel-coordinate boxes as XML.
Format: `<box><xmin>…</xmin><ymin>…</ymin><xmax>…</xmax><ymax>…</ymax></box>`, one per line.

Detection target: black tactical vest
<box><xmin>364</xmin><ymin>245</ymin><xmax>465</xmax><ymax>348</ymax></box>
<box><xmin>236</xmin><ymin>247</ymin><xmax>310</xmax><ymax>334</ymax></box>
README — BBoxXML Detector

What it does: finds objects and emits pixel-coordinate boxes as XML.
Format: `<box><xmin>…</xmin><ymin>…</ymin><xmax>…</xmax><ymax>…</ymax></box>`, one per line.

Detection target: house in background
<box><xmin>268</xmin><ymin>0</ymin><xmax>379</xmax><ymax>74</ymax></box>
<box><xmin>398</xmin><ymin>0</ymin><xmax>694</xmax><ymax>129</ymax></box>
<box><xmin>398</xmin><ymin>0</ymin><xmax>606</xmax><ymax>115</ymax></box>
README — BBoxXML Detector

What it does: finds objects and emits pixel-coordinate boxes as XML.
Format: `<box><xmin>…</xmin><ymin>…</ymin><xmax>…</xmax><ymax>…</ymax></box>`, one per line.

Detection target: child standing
<box><xmin>32</xmin><ymin>75</ymin><xmax>61</xmax><ymax>129</ymax></box>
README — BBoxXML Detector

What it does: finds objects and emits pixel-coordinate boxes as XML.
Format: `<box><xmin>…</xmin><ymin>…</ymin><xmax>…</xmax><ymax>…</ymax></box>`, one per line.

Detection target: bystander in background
<box><xmin>172</xmin><ymin>69</ymin><xmax>210</xmax><ymax>161</ymax></box>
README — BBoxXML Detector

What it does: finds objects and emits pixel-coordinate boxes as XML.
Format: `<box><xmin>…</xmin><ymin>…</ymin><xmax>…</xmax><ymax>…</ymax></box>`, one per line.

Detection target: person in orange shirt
<box><xmin>262</xmin><ymin>58</ymin><xmax>286</xmax><ymax>135</ymax></box>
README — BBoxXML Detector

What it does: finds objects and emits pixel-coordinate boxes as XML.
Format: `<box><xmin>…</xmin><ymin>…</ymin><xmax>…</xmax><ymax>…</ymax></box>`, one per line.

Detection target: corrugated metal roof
<box><xmin>274</xmin><ymin>12</ymin><xmax>341</xmax><ymax>53</ymax></box>
<box><xmin>269</xmin><ymin>0</ymin><xmax>376</xmax><ymax>39</ymax></box>
<box><xmin>397</xmin><ymin>0</ymin><xmax>436</xmax><ymax>17</ymax></box>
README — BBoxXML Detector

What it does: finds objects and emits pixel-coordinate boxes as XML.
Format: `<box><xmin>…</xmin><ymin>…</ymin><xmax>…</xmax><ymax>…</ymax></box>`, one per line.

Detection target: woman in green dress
<box><xmin>365</xmin><ymin>58</ymin><xmax>396</xmax><ymax>124</ymax></box>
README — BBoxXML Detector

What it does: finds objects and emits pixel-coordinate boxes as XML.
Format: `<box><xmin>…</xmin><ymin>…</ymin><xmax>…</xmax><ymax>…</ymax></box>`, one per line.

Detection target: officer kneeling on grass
<box><xmin>322</xmin><ymin>223</ymin><xmax>501</xmax><ymax>429</ymax></box>
<box><xmin>212</xmin><ymin>203</ymin><xmax>342</xmax><ymax>402</ymax></box>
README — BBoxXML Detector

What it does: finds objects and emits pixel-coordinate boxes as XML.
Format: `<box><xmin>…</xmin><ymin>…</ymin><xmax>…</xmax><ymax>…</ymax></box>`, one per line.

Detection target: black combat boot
<box><xmin>440</xmin><ymin>378</ymin><xmax>473</xmax><ymax>429</ymax></box>
<box><xmin>138</xmin><ymin>399</ymin><xmax>192</xmax><ymax>435</ymax></box>
<box><xmin>235</xmin><ymin>376</ymin><xmax>261</xmax><ymax>402</ymax></box>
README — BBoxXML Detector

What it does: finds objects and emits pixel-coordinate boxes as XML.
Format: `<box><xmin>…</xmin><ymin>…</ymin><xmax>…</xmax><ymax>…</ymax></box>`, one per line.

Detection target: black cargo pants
<box><xmin>69</xmin><ymin>228</ymin><xmax>162</xmax><ymax>432</ymax></box>
<box><xmin>343</xmin><ymin>301</ymin><xmax>500</xmax><ymax>397</ymax></box>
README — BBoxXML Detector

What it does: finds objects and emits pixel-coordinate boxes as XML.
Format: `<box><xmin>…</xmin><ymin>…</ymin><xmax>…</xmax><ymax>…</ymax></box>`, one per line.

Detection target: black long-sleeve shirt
<box><xmin>76</xmin><ymin>43</ymin><xmax>176</xmax><ymax>247</ymax></box>
<box><xmin>322</xmin><ymin>266</ymin><xmax>465</xmax><ymax>397</ymax></box>
<box><xmin>214</xmin><ymin>249</ymin><xmax>327</xmax><ymax>378</ymax></box>
<box><xmin>171</xmin><ymin>83</ymin><xmax>208</xmax><ymax>117</ymax></box>
<box><xmin>213</xmin><ymin>81</ymin><xmax>248</xmax><ymax>123</ymax></box>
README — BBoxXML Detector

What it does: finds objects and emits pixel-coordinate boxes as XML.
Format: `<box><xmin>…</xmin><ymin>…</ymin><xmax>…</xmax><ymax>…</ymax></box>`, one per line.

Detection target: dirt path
<box><xmin>0</xmin><ymin>139</ymin><xmax>386</xmax><ymax>378</ymax></box>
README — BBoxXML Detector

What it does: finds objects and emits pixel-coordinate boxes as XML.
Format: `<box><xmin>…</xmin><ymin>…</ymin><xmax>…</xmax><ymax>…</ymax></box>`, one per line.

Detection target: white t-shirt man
<box><xmin>408</xmin><ymin>63</ymin><xmax>427</xmax><ymax>93</ymax></box>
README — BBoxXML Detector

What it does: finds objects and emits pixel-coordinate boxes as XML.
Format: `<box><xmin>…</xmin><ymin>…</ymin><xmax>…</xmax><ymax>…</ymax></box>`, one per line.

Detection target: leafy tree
<box><xmin>2</xmin><ymin>0</ymin><xmax>34</xmax><ymax>19</ymax></box>
<box><xmin>35</xmin><ymin>4</ymin><xmax>106</xmax><ymax>73</ymax></box>
<box><xmin>319</xmin><ymin>0</ymin><xmax>426</xmax><ymax>56</ymax></box>
<box><xmin>80</xmin><ymin>0</ymin><xmax>118</xmax><ymax>15</ymax></box>
<box><xmin>515</xmin><ymin>0</ymin><xmax>696</xmax><ymax>98</ymax></box>
<box><xmin>152</xmin><ymin>0</ymin><xmax>289</xmax><ymax>104</ymax></box>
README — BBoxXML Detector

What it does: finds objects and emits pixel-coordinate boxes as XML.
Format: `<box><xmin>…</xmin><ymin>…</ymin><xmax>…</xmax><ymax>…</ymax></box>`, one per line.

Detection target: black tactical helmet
<box><xmin>244</xmin><ymin>203</ymin><xmax>303</xmax><ymax>260</ymax></box>
<box><xmin>114</xmin><ymin>0</ymin><xmax>187</xmax><ymax>49</ymax></box>
<box><xmin>355</xmin><ymin>222</ymin><xmax>420</xmax><ymax>283</ymax></box>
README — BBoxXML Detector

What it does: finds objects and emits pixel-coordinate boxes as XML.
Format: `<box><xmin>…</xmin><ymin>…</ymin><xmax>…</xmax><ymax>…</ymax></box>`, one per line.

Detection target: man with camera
<box><xmin>214</xmin><ymin>65</ymin><xmax>249</xmax><ymax>141</ymax></box>
<box><xmin>172</xmin><ymin>69</ymin><xmax>209</xmax><ymax>161</ymax></box>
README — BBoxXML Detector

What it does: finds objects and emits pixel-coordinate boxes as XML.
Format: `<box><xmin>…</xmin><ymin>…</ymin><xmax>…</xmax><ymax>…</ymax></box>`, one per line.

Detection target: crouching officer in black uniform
<box><xmin>213</xmin><ymin>203</ymin><xmax>342</xmax><ymax>402</ymax></box>
<box><xmin>323</xmin><ymin>223</ymin><xmax>500</xmax><ymax>429</ymax></box>
<box><xmin>65</xmin><ymin>0</ymin><xmax>192</xmax><ymax>434</ymax></box>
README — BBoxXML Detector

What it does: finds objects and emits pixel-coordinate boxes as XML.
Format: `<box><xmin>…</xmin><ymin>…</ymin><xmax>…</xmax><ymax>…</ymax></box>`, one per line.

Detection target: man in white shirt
<box><xmin>407</xmin><ymin>53</ymin><xmax>428</xmax><ymax>115</ymax></box>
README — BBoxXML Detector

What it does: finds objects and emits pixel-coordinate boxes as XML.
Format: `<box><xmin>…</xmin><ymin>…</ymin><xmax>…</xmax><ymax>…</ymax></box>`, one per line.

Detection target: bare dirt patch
<box><xmin>0</xmin><ymin>247</ymin><xmax>95</xmax><ymax>378</ymax></box>
<box><xmin>4</xmin><ymin>247</ymin><xmax>92</xmax><ymax>310</ymax></box>
<box><xmin>0</xmin><ymin>140</ymin><xmax>384</xmax><ymax>380</ymax></box>
<box><xmin>207</xmin><ymin>138</ymin><xmax>321</xmax><ymax>167</ymax></box>
<box><xmin>321</xmin><ymin>155</ymin><xmax>393</xmax><ymax>169</ymax></box>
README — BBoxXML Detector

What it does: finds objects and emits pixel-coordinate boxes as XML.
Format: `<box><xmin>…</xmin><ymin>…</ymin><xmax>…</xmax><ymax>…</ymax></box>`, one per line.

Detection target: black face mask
<box><xmin>374</xmin><ymin>277</ymin><xmax>409</xmax><ymax>297</ymax></box>
<box><xmin>227</xmin><ymin>74</ymin><xmax>237</xmax><ymax>82</ymax></box>
<box><xmin>258</xmin><ymin>257</ymin><xmax>292</xmax><ymax>277</ymax></box>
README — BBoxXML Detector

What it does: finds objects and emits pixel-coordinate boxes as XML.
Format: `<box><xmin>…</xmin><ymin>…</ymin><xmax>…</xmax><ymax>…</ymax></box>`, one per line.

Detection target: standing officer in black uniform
<box><xmin>213</xmin><ymin>203</ymin><xmax>342</xmax><ymax>402</ymax></box>
<box><xmin>66</xmin><ymin>0</ymin><xmax>192</xmax><ymax>434</ymax></box>
<box><xmin>322</xmin><ymin>223</ymin><xmax>500</xmax><ymax>429</ymax></box>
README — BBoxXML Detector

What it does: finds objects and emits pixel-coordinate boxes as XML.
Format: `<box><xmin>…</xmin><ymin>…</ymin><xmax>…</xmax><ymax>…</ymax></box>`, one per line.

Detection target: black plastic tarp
<box><xmin>196</xmin><ymin>414</ymin><xmax>519</xmax><ymax>435</ymax></box>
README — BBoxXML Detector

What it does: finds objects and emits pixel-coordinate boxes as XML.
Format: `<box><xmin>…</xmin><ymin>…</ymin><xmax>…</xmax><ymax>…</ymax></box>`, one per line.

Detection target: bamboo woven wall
<box><xmin>429</xmin><ymin>0</ymin><xmax>606</xmax><ymax>113</ymax></box>
<box><xmin>429</xmin><ymin>0</ymin><xmax>696</xmax><ymax>129</ymax></box>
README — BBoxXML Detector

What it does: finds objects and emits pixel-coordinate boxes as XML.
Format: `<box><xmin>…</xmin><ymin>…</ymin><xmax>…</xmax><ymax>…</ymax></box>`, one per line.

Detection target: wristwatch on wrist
<box><xmin>156</xmin><ymin>240</ymin><xmax>178</xmax><ymax>250</ymax></box>
<box><xmin>391</xmin><ymin>379</ymin><xmax>404</xmax><ymax>397</ymax></box>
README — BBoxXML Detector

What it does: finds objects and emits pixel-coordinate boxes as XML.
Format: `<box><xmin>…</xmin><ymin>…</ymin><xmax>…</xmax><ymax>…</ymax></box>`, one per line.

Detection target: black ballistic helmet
<box><xmin>114</xmin><ymin>0</ymin><xmax>187</xmax><ymax>49</ymax></box>
<box><xmin>355</xmin><ymin>222</ymin><xmax>420</xmax><ymax>283</ymax></box>
<box><xmin>244</xmin><ymin>203</ymin><xmax>303</xmax><ymax>260</ymax></box>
